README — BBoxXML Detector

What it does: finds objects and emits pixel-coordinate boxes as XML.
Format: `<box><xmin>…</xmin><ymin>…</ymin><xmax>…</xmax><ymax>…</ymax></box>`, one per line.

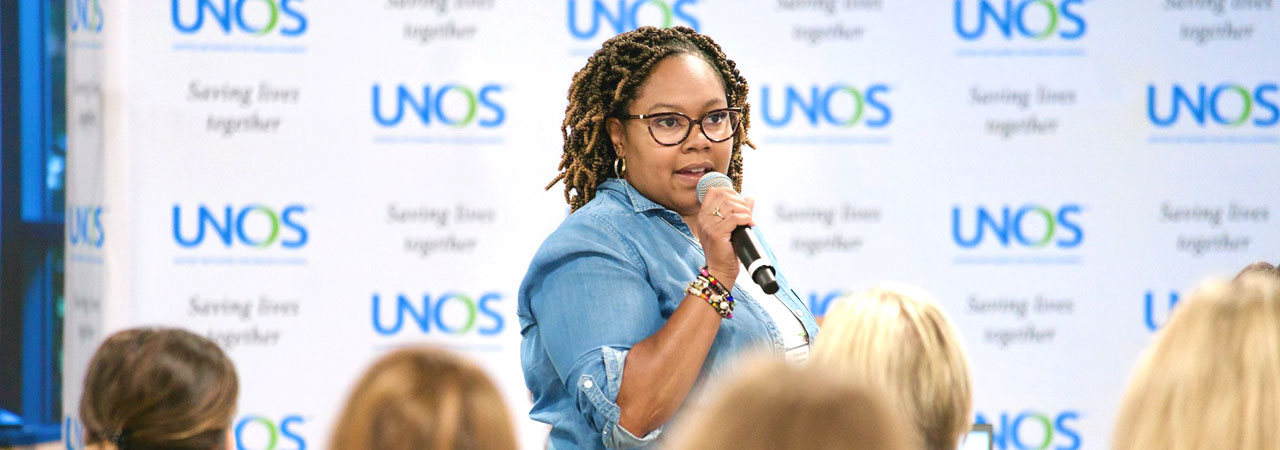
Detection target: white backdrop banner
<box><xmin>64</xmin><ymin>1</ymin><xmax>1280</xmax><ymax>449</ymax></box>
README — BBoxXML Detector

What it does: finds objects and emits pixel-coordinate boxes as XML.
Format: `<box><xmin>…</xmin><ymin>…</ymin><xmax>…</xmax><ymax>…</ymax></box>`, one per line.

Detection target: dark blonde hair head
<box><xmin>328</xmin><ymin>346</ymin><xmax>517</xmax><ymax>450</ymax></box>
<box><xmin>667</xmin><ymin>357</ymin><xmax>912</xmax><ymax>450</ymax></box>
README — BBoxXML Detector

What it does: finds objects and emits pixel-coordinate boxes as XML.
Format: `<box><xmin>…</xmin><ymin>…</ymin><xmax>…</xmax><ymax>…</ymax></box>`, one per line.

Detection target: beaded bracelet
<box><xmin>686</xmin><ymin>266</ymin><xmax>735</xmax><ymax>318</ymax></box>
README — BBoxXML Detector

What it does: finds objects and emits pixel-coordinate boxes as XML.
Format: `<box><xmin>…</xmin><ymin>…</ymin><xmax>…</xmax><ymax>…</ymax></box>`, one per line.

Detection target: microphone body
<box><xmin>697</xmin><ymin>173</ymin><xmax>780</xmax><ymax>295</ymax></box>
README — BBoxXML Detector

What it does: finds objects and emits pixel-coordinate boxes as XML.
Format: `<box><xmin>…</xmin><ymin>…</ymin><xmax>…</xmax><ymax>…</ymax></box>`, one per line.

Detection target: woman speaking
<box><xmin>518</xmin><ymin>27</ymin><xmax>819</xmax><ymax>449</ymax></box>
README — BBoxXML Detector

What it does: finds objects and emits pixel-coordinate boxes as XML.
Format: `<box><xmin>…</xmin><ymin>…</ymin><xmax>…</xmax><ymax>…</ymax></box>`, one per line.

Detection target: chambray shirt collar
<box><xmin>599</xmin><ymin>178</ymin><xmax>667</xmax><ymax>214</ymax></box>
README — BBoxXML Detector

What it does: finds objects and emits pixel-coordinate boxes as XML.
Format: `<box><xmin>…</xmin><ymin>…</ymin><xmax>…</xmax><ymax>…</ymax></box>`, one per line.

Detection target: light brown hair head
<box><xmin>1112</xmin><ymin>273</ymin><xmax>1280</xmax><ymax>450</ymax></box>
<box><xmin>666</xmin><ymin>357</ymin><xmax>913</xmax><ymax>450</ymax></box>
<box><xmin>328</xmin><ymin>346</ymin><xmax>517</xmax><ymax>450</ymax></box>
<box><xmin>80</xmin><ymin>327</ymin><xmax>239</xmax><ymax>450</ymax></box>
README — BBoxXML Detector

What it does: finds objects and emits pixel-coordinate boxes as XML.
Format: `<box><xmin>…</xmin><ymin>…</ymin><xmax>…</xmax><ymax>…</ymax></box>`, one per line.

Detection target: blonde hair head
<box><xmin>667</xmin><ymin>356</ymin><xmax>912</xmax><ymax>450</ymax></box>
<box><xmin>328</xmin><ymin>346</ymin><xmax>518</xmax><ymax>450</ymax></box>
<box><xmin>812</xmin><ymin>282</ymin><xmax>974</xmax><ymax>450</ymax></box>
<box><xmin>1112</xmin><ymin>273</ymin><xmax>1280</xmax><ymax>450</ymax></box>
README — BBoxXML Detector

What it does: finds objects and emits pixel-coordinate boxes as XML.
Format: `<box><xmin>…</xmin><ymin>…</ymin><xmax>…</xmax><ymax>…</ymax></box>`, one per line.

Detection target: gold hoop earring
<box><xmin>614</xmin><ymin>156</ymin><xmax>627</xmax><ymax>178</ymax></box>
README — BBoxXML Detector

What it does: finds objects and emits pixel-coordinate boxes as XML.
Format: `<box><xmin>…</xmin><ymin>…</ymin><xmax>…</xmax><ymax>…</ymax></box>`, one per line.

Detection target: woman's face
<box><xmin>608</xmin><ymin>53</ymin><xmax>733</xmax><ymax>218</ymax></box>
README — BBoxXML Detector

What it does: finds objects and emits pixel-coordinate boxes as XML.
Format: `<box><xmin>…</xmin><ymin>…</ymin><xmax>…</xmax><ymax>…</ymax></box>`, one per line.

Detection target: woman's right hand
<box><xmin>694</xmin><ymin>187</ymin><xmax>755</xmax><ymax>291</ymax></box>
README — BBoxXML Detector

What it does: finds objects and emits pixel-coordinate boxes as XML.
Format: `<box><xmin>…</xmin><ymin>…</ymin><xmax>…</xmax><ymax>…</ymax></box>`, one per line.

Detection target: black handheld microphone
<box><xmin>696</xmin><ymin>172</ymin><xmax>779</xmax><ymax>295</ymax></box>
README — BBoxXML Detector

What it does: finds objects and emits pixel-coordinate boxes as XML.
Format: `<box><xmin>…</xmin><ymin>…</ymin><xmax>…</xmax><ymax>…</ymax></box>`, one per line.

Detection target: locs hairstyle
<box><xmin>547</xmin><ymin>26</ymin><xmax>753</xmax><ymax>211</ymax></box>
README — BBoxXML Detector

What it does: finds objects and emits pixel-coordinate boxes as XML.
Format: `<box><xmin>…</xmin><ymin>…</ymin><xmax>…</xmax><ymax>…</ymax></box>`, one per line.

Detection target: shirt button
<box><xmin>583</xmin><ymin>379</ymin><xmax>594</xmax><ymax>389</ymax></box>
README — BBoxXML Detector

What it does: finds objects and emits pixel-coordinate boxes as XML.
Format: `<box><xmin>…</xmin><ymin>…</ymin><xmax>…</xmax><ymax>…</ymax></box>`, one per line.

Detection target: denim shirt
<box><xmin>518</xmin><ymin>179</ymin><xmax>821</xmax><ymax>449</ymax></box>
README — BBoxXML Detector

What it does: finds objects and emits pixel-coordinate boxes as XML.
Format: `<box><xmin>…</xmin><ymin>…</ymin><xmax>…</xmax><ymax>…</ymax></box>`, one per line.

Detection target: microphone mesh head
<box><xmin>697</xmin><ymin>172</ymin><xmax>733</xmax><ymax>204</ymax></box>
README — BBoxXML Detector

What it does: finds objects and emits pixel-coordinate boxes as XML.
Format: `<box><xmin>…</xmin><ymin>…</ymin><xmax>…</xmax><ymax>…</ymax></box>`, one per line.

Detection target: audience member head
<box><xmin>1234</xmin><ymin>260</ymin><xmax>1279</xmax><ymax>282</ymax></box>
<box><xmin>328</xmin><ymin>346</ymin><xmax>517</xmax><ymax>450</ymax></box>
<box><xmin>80</xmin><ymin>327</ymin><xmax>239</xmax><ymax>450</ymax></box>
<box><xmin>811</xmin><ymin>282</ymin><xmax>974</xmax><ymax>450</ymax></box>
<box><xmin>666</xmin><ymin>357</ymin><xmax>912</xmax><ymax>450</ymax></box>
<box><xmin>1112</xmin><ymin>273</ymin><xmax>1280</xmax><ymax>450</ymax></box>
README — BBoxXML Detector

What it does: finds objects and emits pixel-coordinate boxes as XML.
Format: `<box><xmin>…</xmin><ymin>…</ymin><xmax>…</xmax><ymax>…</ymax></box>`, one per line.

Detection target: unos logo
<box><xmin>952</xmin><ymin>204</ymin><xmax>1083</xmax><ymax>249</ymax></box>
<box><xmin>1144</xmin><ymin>290</ymin><xmax>1180</xmax><ymax>331</ymax></box>
<box><xmin>372</xmin><ymin>292</ymin><xmax>505</xmax><ymax>336</ymax></box>
<box><xmin>171</xmin><ymin>0</ymin><xmax>307</xmax><ymax>36</ymax></box>
<box><xmin>372</xmin><ymin>84</ymin><xmax>506</xmax><ymax>128</ymax></box>
<box><xmin>976</xmin><ymin>410</ymin><xmax>1082</xmax><ymax>450</ymax></box>
<box><xmin>759</xmin><ymin>84</ymin><xmax>892</xmax><ymax>128</ymax></box>
<box><xmin>69</xmin><ymin>205</ymin><xmax>105</xmax><ymax>248</ymax></box>
<box><xmin>70</xmin><ymin>0</ymin><xmax>104</xmax><ymax>33</ymax></box>
<box><xmin>807</xmin><ymin>290</ymin><xmax>849</xmax><ymax>319</ymax></box>
<box><xmin>954</xmin><ymin>0</ymin><xmax>1086</xmax><ymax>41</ymax></box>
<box><xmin>172</xmin><ymin>204</ymin><xmax>308</xmax><ymax>249</ymax></box>
<box><xmin>1147</xmin><ymin>83</ymin><xmax>1279</xmax><ymax>128</ymax></box>
<box><xmin>235</xmin><ymin>415</ymin><xmax>306</xmax><ymax>450</ymax></box>
<box><xmin>567</xmin><ymin>0</ymin><xmax>699</xmax><ymax>40</ymax></box>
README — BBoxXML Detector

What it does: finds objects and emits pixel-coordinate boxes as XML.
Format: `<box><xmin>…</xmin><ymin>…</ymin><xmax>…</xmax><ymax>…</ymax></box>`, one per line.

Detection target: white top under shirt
<box><xmin>734</xmin><ymin>269</ymin><xmax>810</xmax><ymax>364</ymax></box>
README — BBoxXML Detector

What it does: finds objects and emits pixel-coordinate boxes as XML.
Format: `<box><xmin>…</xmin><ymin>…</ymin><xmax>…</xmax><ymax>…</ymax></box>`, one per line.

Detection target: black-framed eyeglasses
<box><xmin>618</xmin><ymin>107</ymin><xmax>742</xmax><ymax>146</ymax></box>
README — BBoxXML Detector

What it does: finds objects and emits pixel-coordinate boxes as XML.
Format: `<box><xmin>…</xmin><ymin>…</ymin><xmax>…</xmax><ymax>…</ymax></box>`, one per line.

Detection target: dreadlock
<box><xmin>547</xmin><ymin>26</ymin><xmax>754</xmax><ymax>211</ymax></box>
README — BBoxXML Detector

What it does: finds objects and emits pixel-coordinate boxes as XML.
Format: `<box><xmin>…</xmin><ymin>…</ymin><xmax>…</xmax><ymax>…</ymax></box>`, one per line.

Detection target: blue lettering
<box><xmin>955</xmin><ymin>0</ymin><xmax>1085</xmax><ymax>40</ymax></box>
<box><xmin>279</xmin><ymin>416</ymin><xmax>307</xmax><ymax>450</ymax></box>
<box><xmin>807</xmin><ymin>291</ymin><xmax>843</xmax><ymax>317</ymax></box>
<box><xmin>1210</xmin><ymin>84</ymin><xmax>1250</xmax><ymax>125</ymax></box>
<box><xmin>568</xmin><ymin>0</ymin><xmax>697</xmax><ymax>40</ymax></box>
<box><xmin>173</xmin><ymin>205</ymin><xmax>234</xmax><ymax>248</ymax></box>
<box><xmin>1055</xmin><ymin>205</ymin><xmax>1083</xmax><ymax>247</ymax></box>
<box><xmin>373</xmin><ymin>84</ymin><xmax>430</xmax><ymax>127</ymax></box>
<box><xmin>234</xmin><ymin>0</ymin><xmax>273</xmax><ymax>34</ymax></box>
<box><xmin>64</xmin><ymin>418</ymin><xmax>85</xmax><ymax>450</ymax></box>
<box><xmin>1055</xmin><ymin>411</ymin><xmax>1081</xmax><ymax>450</ymax></box>
<box><xmin>672</xmin><ymin>0</ymin><xmax>700</xmax><ymax>30</ymax></box>
<box><xmin>172</xmin><ymin>0</ymin><xmax>233</xmax><ymax>34</ymax></box>
<box><xmin>373</xmin><ymin>292</ymin><xmax>504</xmax><ymax>336</ymax></box>
<box><xmin>1255</xmin><ymin>84</ymin><xmax>1280</xmax><ymax>126</ymax></box>
<box><xmin>172</xmin><ymin>0</ymin><xmax>305</xmax><ymax>35</ymax></box>
<box><xmin>1010</xmin><ymin>412</ymin><xmax>1052</xmax><ymax>449</ymax></box>
<box><xmin>954</xmin><ymin>0</ymin><xmax>1012</xmax><ymax>40</ymax></box>
<box><xmin>279</xmin><ymin>0</ymin><xmax>308</xmax><ymax>36</ymax></box>
<box><xmin>373</xmin><ymin>84</ymin><xmax>504</xmax><ymax>128</ymax></box>
<box><xmin>71</xmin><ymin>206</ymin><xmax>106</xmax><ymax>248</ymax></box>
<box><xmin>759</xmin><ymin>85</ymin><xmax>788</xmax><ymax>127</ymax></box>
<box><xmin>761</xmin><ymin>84</ymin><xmax>890</xmax><ymax>128</ymax></box>
<box><xmin>976</xmin><ymin>411</ymin><xmax>1082</xmax><ymax>450</ymax></box>
<box><xmin>478</xmin><ymin>292</ymin><xmax>505</xmax><ymax>336</ymax></box>
<box><xmin>433</xmin><ymin>293</ymin><xmax>475</xmax><ymax>334</ymax></box>
<box><xmin>952</xmin><ymin>206</ymin><xmax>1011</xmax><ymax>248</ymax></box>
<box><xmin>478</xmin><ymin>85</ymin><xmax>506</xmax><ymax>128</ymax></box>
<box><xmin>372</xmin><ymin>294</ymin><xmax>430</xmax><ymax>335</ymax></box>
<box><xmin>70</xmin><ymin>0</ymin><xmax>104</xmax><ymax>32</ymax></box>
<box><xmin>1148</xmin><ymin>84</ymin><xmax>1207</xmax><ymax>127</ymax></box>
<box><xmin>820</xmin><ymin>86</ymin><xmax>861</xmax><ymax>126</ymax></box>
<box><xmin>280</xmin><ymin>206</ymin><xmax>308</xmax><ymax>248</ymax></box>
<box><xmin>235</xmin><ymin>206</ymin><xmax>276</xmax><ymax>247</ymax></box>
<box><xmin>1013</xmin><ymin>0</ymin><xmax>1052</xmax><ymax>38</ymax></box>
<box><xmin>1012</xmin><ymin>205</ymin><xmax>1051</xmax><ymax>247</ymax></box>
<box><xmin>434</xmin><ymin>85</ymin><xmax>474</xmax><ymax>127</ymax></box>
<box><xmin>1144</xmin><ymin>290</ymin><xmax>1180</xmax><ymax>331</ymax></box>
<box><xmin>864</xmin><ymin>85</ymin><xmax>892</xmax><ymax>127</ymax></box>
<box><xmin>792</xmin><ymin>86</ymin><xmax>820</xmax><ymax>126</ymax></box>
<box><xmin>92</xmin><ymin>208</ymin><xmax>104</xmax><ymax>247</ymax></box>
<box><xmin>567</xmin><ymin>0</ymin><xmax>625</xmax><ymax>39</ymax></box>
<box><xmin>1058</xmin><ymin>0</ymin><xmax>1086</xmax><ymax>39</ymax></box>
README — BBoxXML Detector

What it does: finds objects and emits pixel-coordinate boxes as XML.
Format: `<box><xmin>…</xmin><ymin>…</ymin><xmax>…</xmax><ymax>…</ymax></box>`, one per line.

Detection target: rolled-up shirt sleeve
<box><xmin>525</xmin><ymin>214</ymin><xmax>667</xmax><ymax>448</ymax></box>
